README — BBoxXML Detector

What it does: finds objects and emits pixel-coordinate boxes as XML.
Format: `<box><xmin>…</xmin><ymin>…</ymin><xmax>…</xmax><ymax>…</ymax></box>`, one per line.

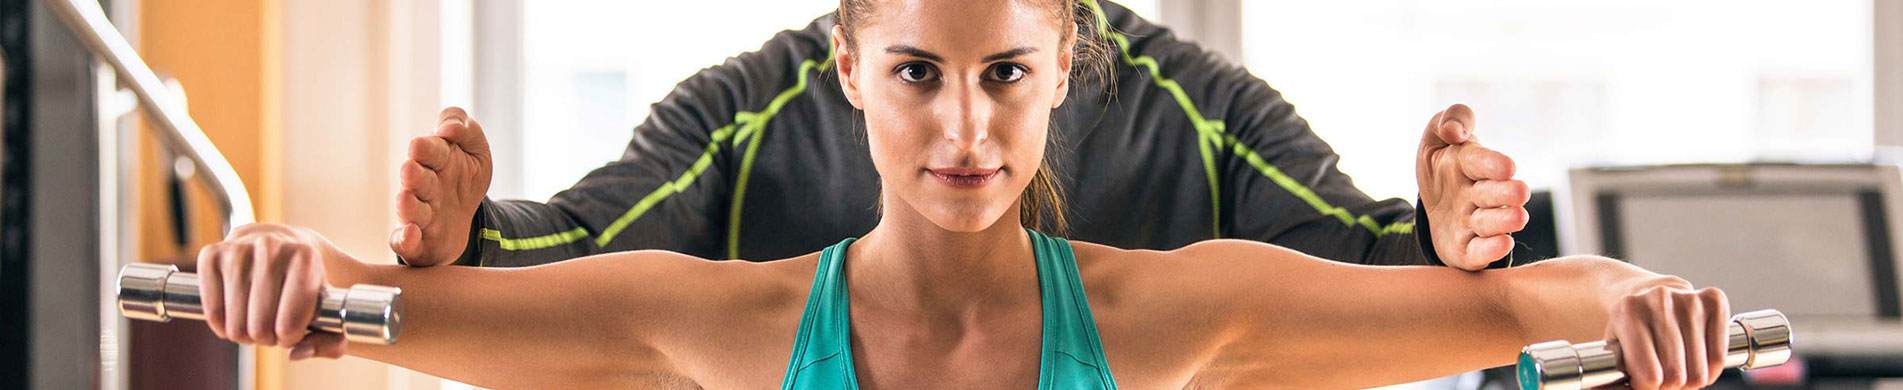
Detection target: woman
<box><xmin>196</xmin><ymin>0</ymin><xmax>1734</xmax><ymax>388</ymax></box>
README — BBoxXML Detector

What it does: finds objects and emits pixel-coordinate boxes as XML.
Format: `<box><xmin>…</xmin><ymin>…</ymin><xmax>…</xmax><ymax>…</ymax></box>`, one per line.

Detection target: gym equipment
<box><xmin>1517</xmin><ymin>309</ymin><xmax>1792</xmax><ymax>390</ymax></box>
<box><xmin>116</xmin><ymin>263</ymin><xmax>403</xmax><ymax>345</ymax></box>
<box><xmin>45</xmin><ymin>0</ymin><xmax>268</xmax><ymax>386</ymax></box>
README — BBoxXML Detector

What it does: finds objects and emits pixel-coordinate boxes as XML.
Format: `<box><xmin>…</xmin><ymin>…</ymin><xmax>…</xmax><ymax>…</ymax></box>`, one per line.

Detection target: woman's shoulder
<box><xmin>751</xmin><ymin>251</ymin><xmax>826</xmax><ymax>285</ymax></box>
<box><xmin>1067</xmin><ymin>239</ymin><xmax>1266</xmax><ymax>277</ymax></box>
<box><xmin>593</xmin><ymin>249</ymin><xmax>822</xmax><ymax>317</ymax></box>
<box><xmin>1063</xmin><ymin>240</ymin><xmax>1262</xmax><ymax>387</ymax></box>
<box><xmin>709</xmin><ymin>252</ymin><xmax>825</xmax><ymax>304</ymax></box>
<box><xmin>1067</xmin><ymin>240</ymin><xmax>1155</xmax><ymax>275</ymax></box>
<box><xmin>1065</xmin><ymin>241</ymin><xmax>1168</xmax><ymax>308</ymax></box>
<box><xmin>1064</xmin><ymin>238</ymin><xmax>1313</xmax><ymax>308</ymax></box>
<box><xmin>1070</xmin><ymin>239</ymin><xmax>1307</xmax><ymax>267</ymax></box>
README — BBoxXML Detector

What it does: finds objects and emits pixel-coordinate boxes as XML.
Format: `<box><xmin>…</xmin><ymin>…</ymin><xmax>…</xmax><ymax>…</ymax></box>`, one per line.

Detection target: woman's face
<box><xmin>834</xmin><ymin>0</ymin><xmax>1072</xmax><ymax>232</ymax></box>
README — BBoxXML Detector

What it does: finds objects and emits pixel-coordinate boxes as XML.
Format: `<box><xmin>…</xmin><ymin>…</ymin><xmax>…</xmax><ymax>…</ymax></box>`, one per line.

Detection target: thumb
<box><xmin>288</xmin><ymin>332</ymin><xmax>348</xmax><ymax>361</ymax></box>
<box><xmin>1433</xmin><ymin>103</ymin><xmax>1474</xmax><ymax>146</ymax></box>
<box><xmin>436</xmin><ymin>107</ymin><xmax>492</xmax><ymax>159</ymax></box>
<box><xmin>388</xmin><ymin>223</ymin><xmax>422</xmax><ymax>262</ymax></box>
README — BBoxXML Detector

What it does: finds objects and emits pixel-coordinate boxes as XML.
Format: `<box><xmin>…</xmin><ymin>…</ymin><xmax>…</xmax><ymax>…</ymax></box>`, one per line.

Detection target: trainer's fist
<box><xmin>389</xmin><ymin>107</ymin><xmax>492</xmax><ymax>266</ymax></box>
<box><xmin>1415</xmin><ymin>104</ymin><xmax>1531</xmax><ymax>270</ymax></box>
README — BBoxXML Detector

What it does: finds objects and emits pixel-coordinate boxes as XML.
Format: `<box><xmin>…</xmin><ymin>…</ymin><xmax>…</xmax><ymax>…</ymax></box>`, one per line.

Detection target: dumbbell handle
<box><xmin>116</xmin><ymin>263</ymin><xmax>403</xmax><ymax>345</ymax></box>
<box><xmin>1517</xmin><ymin>309</ymin><xmax>1792</xmax><ymax>390</ymax></box>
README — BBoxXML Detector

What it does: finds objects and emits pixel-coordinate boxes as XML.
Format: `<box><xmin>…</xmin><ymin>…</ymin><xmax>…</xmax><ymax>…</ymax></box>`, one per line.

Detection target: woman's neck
<box><xmin>847</xmin><ymin>196</ymin><xmax>1040</xmax><ymax>319</ymax></box>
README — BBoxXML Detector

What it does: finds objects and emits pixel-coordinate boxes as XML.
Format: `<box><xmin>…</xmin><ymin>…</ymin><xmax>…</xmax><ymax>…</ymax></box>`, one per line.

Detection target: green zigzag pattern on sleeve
<box><xmin>1081</xmin><ymin>0</ymin><xmax>1412</xmax><ymax>238</ymax></box>
<box><xmin>478</xmin><ymin>50</ymin><xmax>838</xmax><ymax>253</ymax></box>
<box><xmin>726</xmin><ymin>54</ymin><xmax>837</xmax><ymax>259</ymax></box>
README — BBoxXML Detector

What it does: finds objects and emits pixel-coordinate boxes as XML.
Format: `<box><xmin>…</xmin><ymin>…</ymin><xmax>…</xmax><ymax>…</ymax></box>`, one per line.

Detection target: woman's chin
<box><xmin>922</xmin><ymin>206</ymin><xmax>1012</xmax><ymax>233</ymax></box>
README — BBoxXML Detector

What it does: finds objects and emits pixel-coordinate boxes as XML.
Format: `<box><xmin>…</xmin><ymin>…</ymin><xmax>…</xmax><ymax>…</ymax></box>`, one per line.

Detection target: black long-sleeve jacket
<box><xmin>456</xmin><ymin>1</ymin><xmax>1433</xmax><ymax>267</ymax></box>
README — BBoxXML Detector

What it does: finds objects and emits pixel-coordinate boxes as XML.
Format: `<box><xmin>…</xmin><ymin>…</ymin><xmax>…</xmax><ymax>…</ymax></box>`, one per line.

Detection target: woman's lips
<box><xmin>928</xmin><ymin>168</ymin><xmax>1001</xmax><ymax>189</ymax></box>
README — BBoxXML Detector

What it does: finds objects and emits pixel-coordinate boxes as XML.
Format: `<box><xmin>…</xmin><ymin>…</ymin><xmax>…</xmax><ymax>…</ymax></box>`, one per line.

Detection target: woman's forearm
<box><xmin>1499</xmin><ymin>256</ymin><xmax>1691</xmax><ymax>345</ymax></box>
<box><xmin>309</xmin><ymin>240</ymin><xmax>671</xmax><ymax>388</ymax></box>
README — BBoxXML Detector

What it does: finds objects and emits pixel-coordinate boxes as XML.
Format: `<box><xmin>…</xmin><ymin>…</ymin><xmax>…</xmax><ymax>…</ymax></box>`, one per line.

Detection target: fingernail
<box><xmin>289</xmin><ymin>345</ymin><xmax>314</xmax><ymax>361</ymax></box>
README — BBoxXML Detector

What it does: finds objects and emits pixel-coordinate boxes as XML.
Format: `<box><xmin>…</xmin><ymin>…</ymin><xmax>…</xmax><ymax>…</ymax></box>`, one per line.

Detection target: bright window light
<box><xmin>1243</xmin><ymin>0</ymin><xmax>1873</xmax><ymax>200</ymax></box>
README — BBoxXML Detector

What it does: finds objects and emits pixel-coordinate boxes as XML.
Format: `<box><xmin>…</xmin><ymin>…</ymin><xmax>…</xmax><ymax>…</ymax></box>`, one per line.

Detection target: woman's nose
<box><xmin>939</xmin><ymin>86</ymin><xmax>993</xmax><ymax>150</ymax></box>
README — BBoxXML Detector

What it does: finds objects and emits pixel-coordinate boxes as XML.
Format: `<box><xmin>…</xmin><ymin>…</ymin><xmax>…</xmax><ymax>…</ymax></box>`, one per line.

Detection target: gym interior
<box><xmin>2</xmin><ymin>0</ymin><xmax>1900</xmax><ymax>389</ymax></box>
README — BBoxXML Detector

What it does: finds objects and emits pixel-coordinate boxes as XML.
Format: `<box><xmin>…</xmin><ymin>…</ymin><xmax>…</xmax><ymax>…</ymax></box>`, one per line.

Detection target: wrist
<box><xmin>1413</xmin><ymin>198</ymin><xmax>1445</xmax><ymax>266</ymax></box>
<box><xmin>452</xmin><ymin>200</ymin><xmax>487</xmax><ymax>266</ymax></box>
<box><xmin>1497</xmin><ymin>256</ymin><xmax>1641</xmax><ymax>343</ymax></box>
<box><xmin>312</xmin><ymin>235</ymin><xmax>373</xmax><ymax>287</ymax></box>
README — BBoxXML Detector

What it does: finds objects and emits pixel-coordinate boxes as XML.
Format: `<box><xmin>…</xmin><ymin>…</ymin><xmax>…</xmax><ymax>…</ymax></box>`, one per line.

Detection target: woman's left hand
<box><xmin>1603</xmin><ymin>285</ymin><xmax>1732</xmax><ymax>390</ymax></box>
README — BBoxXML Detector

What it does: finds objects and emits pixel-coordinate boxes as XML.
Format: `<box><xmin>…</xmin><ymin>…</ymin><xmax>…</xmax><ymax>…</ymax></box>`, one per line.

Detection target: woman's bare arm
<box><xmin>1089</xmin><ymin>239</ymin><xmax>1701</xmax><ymax>389</ymax></box>
<box><xmin>197</xmin><ymin>224</ymin><xmax>797</xmax><ymax>389</ymax></box>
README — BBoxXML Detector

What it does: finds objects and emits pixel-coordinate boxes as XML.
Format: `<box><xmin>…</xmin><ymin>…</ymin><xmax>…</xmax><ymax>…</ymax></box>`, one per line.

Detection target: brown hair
<box><xmin>837</xmin><ymin>0</ymin><xmax>1112</xmax><ymax>235</ymax></box>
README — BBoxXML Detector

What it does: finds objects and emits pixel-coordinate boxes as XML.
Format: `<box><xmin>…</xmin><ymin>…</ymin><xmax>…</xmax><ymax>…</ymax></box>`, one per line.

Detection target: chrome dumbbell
<box><xmin>1517</xmin><ymin>309</ymin><xmax>1792</xmax><ymax>390</ymax></box>
<box><xmin>117</xmin><ymin>263</ymin><xmax>404</xmax><ymax>345</ymax></box>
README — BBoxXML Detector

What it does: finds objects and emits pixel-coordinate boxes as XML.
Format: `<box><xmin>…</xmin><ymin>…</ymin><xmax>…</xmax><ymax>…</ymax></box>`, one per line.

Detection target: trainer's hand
<box><xmin>389</xmin><ymin>107</ymin><xmax>493</xmax><ymax>266</ymax></box>
<box><xmin>197</xmin><ymin>223</ymin><xmax>351</xmax><ymax>360</ymax></box>
<box><xmin>1415</xmin><ymin>104</ymin><xmax>1531</xmax><ymax>270</ymax></box>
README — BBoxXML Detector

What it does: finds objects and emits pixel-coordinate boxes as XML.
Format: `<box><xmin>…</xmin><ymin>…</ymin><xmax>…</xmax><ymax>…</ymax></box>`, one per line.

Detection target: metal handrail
<box><xmin>45</xmin><ymin>1</ymin><xmax>261</xmax><ymax>389</ymax></box>
<box><xmin>43</xmin><ymin>0</ymin><xmax>255</xmax><ymax>229</ymax></box>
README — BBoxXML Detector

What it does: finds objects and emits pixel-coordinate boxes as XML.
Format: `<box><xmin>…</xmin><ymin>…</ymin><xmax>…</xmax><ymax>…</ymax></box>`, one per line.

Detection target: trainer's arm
<box><xmin>1211</xmin><ymin>73</ymin><xmax>1431</xmax><ymax>267</ymax></box>
<box><xmin>451</xmin><ymin>67</ymin><xmax>748</xmax><ymax>267</ymax></box>
<box><xmin>1098</xmin><ymin>30</ymin><xmax>1422</xmax><ymax>267</ymax></box>
<box><xmin>448</xmin><ymin>26</ymin><xmax>838</xmax><ymax>267</ymax></box>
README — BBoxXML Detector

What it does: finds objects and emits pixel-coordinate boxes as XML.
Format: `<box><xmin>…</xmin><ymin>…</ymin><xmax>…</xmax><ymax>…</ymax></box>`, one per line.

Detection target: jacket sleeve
<box><xmin>1207</xmin><ymin>60</ymin><xmax>1513</xmax><ymax>267</ymax></box>
<box><xmin>1215</xmin><ymin>75</ymin><xmax>1430</xmax><ymax>266</ymax></box>
<box><xmin>1092</xmin><ymin>4</ymin><xmax>1431</xmax><ymax>266</ymax></box>
<box><xmin>451</xmin><ymin>23</ymin><xmax>831</xmax><ymax>267</ymax></box>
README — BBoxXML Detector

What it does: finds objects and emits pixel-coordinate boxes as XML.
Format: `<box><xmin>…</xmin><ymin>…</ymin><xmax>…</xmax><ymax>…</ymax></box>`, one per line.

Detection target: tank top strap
<box><xmin>780</xmin><ymin>237</ymin><xmax>860</xmax><ymax>390</ymax></box>
<box><xmin>1029</xmin><ymin>229</ymin><xmax>1120</xmax><ymax>389</ymax></box>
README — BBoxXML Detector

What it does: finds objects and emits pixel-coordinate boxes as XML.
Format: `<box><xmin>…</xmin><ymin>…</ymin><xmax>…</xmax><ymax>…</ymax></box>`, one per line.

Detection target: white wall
<box><xmin>278</xmin><ymin>0</ymin><xmax>450</xmax><ymax>388</ymax></box>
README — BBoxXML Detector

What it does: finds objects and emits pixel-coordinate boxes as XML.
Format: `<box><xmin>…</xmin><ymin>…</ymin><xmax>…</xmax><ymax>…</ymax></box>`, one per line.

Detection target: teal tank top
<box><xmin>779</xmin><ymin>229</ymin><xmax>1119</xmax><ymax>389</ymax></box>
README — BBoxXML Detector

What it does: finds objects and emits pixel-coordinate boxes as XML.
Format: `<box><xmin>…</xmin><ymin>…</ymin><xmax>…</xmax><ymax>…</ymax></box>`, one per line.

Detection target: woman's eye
<box><xmin>986</xmin><ymin>63</ymin><xmax>1027</xmax><ymax>83</ymax></box>
<box><xmin>897</xmin><ymin>63</ymin><xmax>939</xmax><ymax>83</ymax></box>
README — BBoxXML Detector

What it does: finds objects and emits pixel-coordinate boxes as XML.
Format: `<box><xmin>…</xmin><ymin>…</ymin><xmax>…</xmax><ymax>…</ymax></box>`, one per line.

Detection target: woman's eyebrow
<box><xmin>882</xmin><ymin>46</ymin><xmax>1039</xmax><ymax>63</ymax></box>
<box><xmin>981</xmin><ymin>47</ymin><xmax>1038</xmax><ymax>62</ymax></box>
<box><xmin>885</xmin><ymin>45</ymin><xmax>944</xmax><ymax>62</ymax></box>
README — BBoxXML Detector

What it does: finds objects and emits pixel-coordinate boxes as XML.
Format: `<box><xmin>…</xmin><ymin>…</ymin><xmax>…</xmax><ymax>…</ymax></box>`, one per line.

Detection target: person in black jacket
<box><xmin>388</xmin><ymin>0</ymin><xmax>1528</xmax><ymax>270</ymax></box>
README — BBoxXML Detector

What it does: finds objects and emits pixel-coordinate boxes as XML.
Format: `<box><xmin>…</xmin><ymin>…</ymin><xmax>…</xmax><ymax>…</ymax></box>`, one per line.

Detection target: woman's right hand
<box><xmin>1603</xmin><ymin>284</ymin><xmax>1732</xmax><ymax>390</ymax></box>
<box><xmin>197</xmin><ymin>223</ymin><xmax>350</xmax><ymax>361</ymax></box>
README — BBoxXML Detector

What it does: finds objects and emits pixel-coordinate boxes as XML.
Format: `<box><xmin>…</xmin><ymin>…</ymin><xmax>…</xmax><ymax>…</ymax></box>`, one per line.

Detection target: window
<box><xmin>505</xmin><ymin>0</ymin><xmax>840</xmax><ymax>199</ymax></box>
<box><xmin>1242</xmin><ymin>0</ymin><xmax>1874</xmax><ymax>200</ymax></box>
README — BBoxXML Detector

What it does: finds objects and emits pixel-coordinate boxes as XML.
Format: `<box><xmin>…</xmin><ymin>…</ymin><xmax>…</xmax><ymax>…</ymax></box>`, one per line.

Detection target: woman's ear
<box><xmin>1050</xmin><ymin>28</ymin><xmax>1075</xmax><ymax>110</ymax></box>
<box><xmin>832</xmin><ymin>25</ymin><xmax>865</xmax><ymax>109</ymax></box>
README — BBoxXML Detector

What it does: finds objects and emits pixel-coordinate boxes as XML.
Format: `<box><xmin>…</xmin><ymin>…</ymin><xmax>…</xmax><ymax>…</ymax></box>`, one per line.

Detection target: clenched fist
<box><xmin>389</xmin><ymin>107</ymin><xmax>493</xmax><ymax>266</ymax></box>
<box><xmin>1416</xmin><ymin>104</ymin><xmax>1532</xmax><ymax>270</ymax></box>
